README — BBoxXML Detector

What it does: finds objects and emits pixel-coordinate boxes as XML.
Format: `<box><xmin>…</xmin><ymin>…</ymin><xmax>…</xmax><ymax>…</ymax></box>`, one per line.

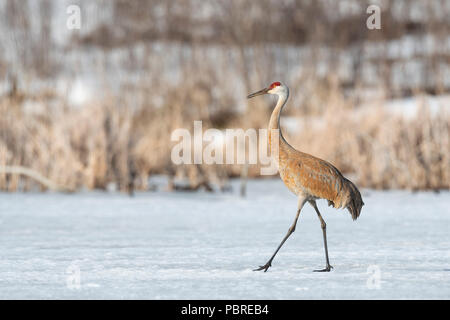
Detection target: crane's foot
<box><xmin>314</xmin><ymin>265</ymin><xmax>333</xmax><ymax>272</ymax></box>
<box><xmin>253</xmin><ymin>262</ymin><xmax>272</xmax><ymax>272</ymax></box>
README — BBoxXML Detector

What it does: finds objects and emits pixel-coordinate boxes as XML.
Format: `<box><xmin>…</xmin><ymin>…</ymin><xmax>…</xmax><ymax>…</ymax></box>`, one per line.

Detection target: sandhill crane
<box><xmin>247</xmin><ymin>81</ymin><xmax>364</xmax><ymax>272</ymax></box>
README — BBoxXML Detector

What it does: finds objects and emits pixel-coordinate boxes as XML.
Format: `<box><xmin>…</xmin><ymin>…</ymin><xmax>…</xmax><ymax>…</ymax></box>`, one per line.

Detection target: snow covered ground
<box><xmin>0</xmin><ymin>179</ymin><xmax>449</xmax><ymax>299</ymax></box>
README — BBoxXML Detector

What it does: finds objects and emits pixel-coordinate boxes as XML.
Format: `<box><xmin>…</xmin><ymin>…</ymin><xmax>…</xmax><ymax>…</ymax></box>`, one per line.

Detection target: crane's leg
<box><xmin>254</xmin><ymin>196</ymin><xmax>307</xmax><ymax>272</ymax></box>
<box><xmin>310</xmin><ymin>201</ymin><xmax>333</xmax><ymax>272</ymax></box>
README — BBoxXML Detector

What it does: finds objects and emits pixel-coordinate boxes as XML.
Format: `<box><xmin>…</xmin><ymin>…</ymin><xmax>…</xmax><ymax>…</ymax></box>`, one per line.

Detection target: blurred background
<box><xmin>0</xmin><ymin>0</ymin><xmax>449</xmax><ymax>193</ymax></box>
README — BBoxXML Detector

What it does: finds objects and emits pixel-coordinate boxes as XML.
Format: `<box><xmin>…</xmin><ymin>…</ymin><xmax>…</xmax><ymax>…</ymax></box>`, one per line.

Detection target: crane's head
<box><xmin>247</xmin><ymin>81</ymin><xmax>288</xmax><ymax>99</ymax></box>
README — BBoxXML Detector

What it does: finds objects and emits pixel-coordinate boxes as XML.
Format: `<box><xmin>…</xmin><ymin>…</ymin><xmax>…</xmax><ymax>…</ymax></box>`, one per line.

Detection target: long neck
<box><xmin>268</xmin><ymin>91</ymin><xmax>293</xmax><ymax>150</ymax></box>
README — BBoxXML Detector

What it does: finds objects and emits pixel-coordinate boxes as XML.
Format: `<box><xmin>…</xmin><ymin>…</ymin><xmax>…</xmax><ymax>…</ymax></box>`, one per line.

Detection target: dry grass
<box><xmin>0</xmin><ymin>84</ymin><xmax>448</xmax><ymax>192</ymax></box>
<box><xmin>289</xmin><ymin>104</ymin><xmax>450</xmax><ymax>191</ymax></box>
<box><xmin>0</xmin><ymin>82</ymin><xmax>237</xmax><ymax>192</ymax></box>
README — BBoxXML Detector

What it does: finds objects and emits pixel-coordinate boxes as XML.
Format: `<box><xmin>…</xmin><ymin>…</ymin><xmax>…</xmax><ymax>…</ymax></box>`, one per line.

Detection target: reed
<box><xmin>0</xmin><ymin>84</ymin><xmax>448</xmax><ymax>192</ymax></box>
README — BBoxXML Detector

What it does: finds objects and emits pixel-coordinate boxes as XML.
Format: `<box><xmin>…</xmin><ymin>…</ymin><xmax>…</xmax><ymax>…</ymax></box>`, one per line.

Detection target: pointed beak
<box><xmin>247</xmin><ymin>87</ymin><xmax>269</xmax><ymax>99</ymax></box>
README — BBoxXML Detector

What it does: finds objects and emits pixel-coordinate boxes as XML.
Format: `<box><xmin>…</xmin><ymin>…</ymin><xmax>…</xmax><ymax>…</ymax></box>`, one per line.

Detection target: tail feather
<box><xmin>344</xmin><ymin>178</ymin><xmax>364</xmax><ymax>220</ymax></box>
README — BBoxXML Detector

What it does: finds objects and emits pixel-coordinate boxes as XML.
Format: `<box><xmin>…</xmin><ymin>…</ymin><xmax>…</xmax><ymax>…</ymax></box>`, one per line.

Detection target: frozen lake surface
<box><xmin>0</xmin><ymin>179</ymin><xmax>449</xmax><ymax>299</ymax></box>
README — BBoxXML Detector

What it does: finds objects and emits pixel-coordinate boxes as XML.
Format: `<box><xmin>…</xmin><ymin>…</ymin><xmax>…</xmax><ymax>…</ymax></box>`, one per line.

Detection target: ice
<box><xmin>0</xmin><ymin>179</ymin><xmax>449</xmax><ymax>299</ymax></box>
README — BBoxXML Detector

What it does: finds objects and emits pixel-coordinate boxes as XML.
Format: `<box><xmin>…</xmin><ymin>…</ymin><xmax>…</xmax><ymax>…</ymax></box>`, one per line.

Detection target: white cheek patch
<box><xmin>269</xmin><ymin>87</ymin><xmax>280</xmax><ymax>94</ymax></box>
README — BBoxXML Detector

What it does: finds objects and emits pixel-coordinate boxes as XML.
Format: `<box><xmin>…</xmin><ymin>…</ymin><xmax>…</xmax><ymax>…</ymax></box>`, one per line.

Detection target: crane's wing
<box><xmin>294</xmin><ymin>154</ymin><xmax>345</xmax><ymax>203</ymax></box>
<box><xmin>288</xmin><ymin>152</ymin><xmax>363</xmax><ymax>219</ymax></box>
